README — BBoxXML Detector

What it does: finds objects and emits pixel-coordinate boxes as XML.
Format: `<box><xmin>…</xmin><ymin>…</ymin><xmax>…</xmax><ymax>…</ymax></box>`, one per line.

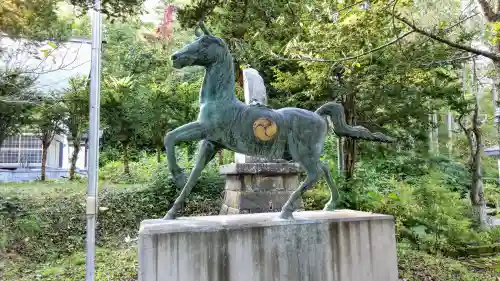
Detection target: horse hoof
<box><xmin>323</xmin><ymin>201</ymin><xmax>336</xmax><ymax>211</ymax></box>
<box><xmin>279</xmin><ymin>211</ymin><xmax>294</xmax><ymax>220</ymax></box>
<box><xmin>163</xmin><ymin>211</ymin><xmax>176</xmax><ymax>220</ymax></box>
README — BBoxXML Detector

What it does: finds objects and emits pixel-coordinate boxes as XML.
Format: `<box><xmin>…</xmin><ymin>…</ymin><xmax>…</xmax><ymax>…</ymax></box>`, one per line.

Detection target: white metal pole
<box><xmin>337</xmin><ymin>137</ymin><xmax>344</xmax><ymax>176</ymax></box>
<box><xmin>86</xmin><ymin>0</ymin><xmax>102</xmax><ymax>280</ymax></box>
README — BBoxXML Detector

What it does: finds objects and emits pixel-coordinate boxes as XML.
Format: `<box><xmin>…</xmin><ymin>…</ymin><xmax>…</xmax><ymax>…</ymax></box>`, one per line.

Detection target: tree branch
<box><xmin>270</xmin><ymin>30</ymin><xmax>414</xmax><ymax>63</ymax></box>
<box><xmin>420</xmin><ymin>54</ymin><xmax>478</xmax><ymax>67</ymax></box>
<box><xmin>271</xmin><ymin>9</ymin><xmax>485</xmax><ymax>64</ymax></box>
<box><xmin>391</xmin><ymin>12</ymin><xmax>500</xmax><ymax>61</ymax></box>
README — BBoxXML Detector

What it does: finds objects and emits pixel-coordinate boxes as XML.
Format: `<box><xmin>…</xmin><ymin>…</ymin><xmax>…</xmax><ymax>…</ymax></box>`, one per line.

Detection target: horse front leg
<box><xmin>164</xmin><ymin>122</ymin><xmax>206</xmax><ymax>189</ymax></box>
<box><xmin>164</xmin><ymin>140</ymin><xmax>219</xmax><ymax>220</ymax></box>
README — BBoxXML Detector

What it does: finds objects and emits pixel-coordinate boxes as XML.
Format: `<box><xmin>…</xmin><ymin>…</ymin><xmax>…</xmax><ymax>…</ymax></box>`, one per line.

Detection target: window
<box><xmin>0</xmin><ymin>150</ymin><xmax>19</xmax><ymax>163</ymax></box>
<box><xmin>20</xmin><ymin>150</ymin><xmax>42</xmax><ymax>164</ymax></box>
<box><xmin>0</xmin><ymin>135</ymin><xmax>43</xmax><ymax>164</ymax></box>
<box><xmin>20</xmin><ymin>136</ymin><xmax>42</xmax><ymax>149</ymax></box>
<box><xmin>2</xmin><ymin>136</ymin><xmax>19</xmax><ymax>148</ymax></box>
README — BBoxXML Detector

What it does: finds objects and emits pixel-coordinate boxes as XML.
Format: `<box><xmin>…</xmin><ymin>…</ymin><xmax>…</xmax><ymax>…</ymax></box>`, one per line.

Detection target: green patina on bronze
<box><xmin>163</xmin><ymin>22</ymin><xmax>394</xmax><ymax>220</ymax></box>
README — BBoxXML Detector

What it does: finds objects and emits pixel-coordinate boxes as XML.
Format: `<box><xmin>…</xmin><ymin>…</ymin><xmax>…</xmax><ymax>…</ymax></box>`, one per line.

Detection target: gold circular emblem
<box><xmin>253</xmin><ymin>117</ymin><xmax>277</xmax><ymax>141</ymax></box>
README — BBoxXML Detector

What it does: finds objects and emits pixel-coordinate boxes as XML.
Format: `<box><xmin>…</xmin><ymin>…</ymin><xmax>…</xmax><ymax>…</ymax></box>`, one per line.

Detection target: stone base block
<box><xmin>220</xmin><ymin>190</ymin><xmax>303</xmax><ymax>214</ymax></box>
<box><xmin>139</xmin><ymin>210</ymin><xmax>398</xmax><ymax>281</ymax></box>
<box><xmin>219</xmin><ymin>162</ymin><xmax>304</xmax><ymax>214</ymax></box>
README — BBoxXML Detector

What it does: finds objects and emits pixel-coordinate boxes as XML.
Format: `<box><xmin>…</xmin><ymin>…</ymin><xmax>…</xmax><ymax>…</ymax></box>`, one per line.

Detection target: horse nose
<box><xmin>171</xmin><ymin>54</ymin><xmax>179</xmax><ymax>61</ymax></box>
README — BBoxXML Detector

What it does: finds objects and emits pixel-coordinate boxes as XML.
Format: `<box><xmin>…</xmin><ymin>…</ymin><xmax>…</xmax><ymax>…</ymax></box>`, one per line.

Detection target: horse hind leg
<box><xmin>320</xmin><ymin>161</ymin><xmax>339</xmax><ymax>211</ymax></box>
<box><xmin>280</xmin><ymin>156</ymin><xmax>322</xmax><ymax>219</ymax></box>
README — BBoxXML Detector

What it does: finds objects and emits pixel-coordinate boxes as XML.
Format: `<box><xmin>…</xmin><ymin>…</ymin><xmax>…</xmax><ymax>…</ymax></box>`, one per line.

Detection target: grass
<box><xmin>4</xmin><ymin>242</ymin><xmax>500</xmax><ymax>281</ymax></box>
<box><xmin>398</xmin><ymin>243</ymin><xmax>500</xmax><ymax>281</ymax></box>
<box><xmin>4</xmin><ymin>246</ymin><xmax>138</xmax><ymax>281</ymax></box>
<box><xmin>1</xmin><ymin>179</ymin><xmax>148</xmax><ymax>276</ymax></box>
<box><xmin>0</xmin><ymin>179</ymin><xmax>144</xmax><ymax>199</ymax></box>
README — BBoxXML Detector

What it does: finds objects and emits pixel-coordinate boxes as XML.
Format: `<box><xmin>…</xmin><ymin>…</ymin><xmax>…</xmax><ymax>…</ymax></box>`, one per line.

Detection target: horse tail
<box><xmin>315</xmin><ymin>102</ymin><xmax>394</xmax><ymax>143</ymax></box>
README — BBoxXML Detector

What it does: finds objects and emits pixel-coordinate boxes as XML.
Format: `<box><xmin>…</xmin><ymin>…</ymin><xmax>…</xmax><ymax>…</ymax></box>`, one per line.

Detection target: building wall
<box><xmin>67</xmin><ymin>142</ymin><xmax>88</xmax><ymax>171</ymax></box>
<box><xmin>0</xmin><ymin>133</ymin><xmax>86</xmax><ymax>170</ymax></box>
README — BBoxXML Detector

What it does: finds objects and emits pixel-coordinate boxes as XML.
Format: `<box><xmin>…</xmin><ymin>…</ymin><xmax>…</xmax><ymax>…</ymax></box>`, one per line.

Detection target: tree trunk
<box><xmin>157</xmin><ymin>145</ymin><xmax>162</xmax><ymax>163</ymax></box>
<box><xmin>123</xmin><ymin>141</ymin><xmax>130</xmax><ymax>175</ymax></box>
<box><xmin>343</xmin><ymin>93</ymin><xmax>357</xmax><ymax>180</ymax></box>
<box><xmin>218</xmin><ymin>150</ymin><xmax>223</xmax><ymax>165</ymax></box>
<box><xmin>471</xmin><ymin>109</ymin><xmax>489</xmax><ymax>229</ymax></box>
<box><xmin>0</xmin><ymin>132</ymin><xmax>6</xmax><ymax>151</ymax></box>
<box><xmin>459</xmin><ymin>99</ymin><xmax>490</xmax><ymax>229</ymax></box>
<box><xmin>41</xmin><ymin>141</ymin><xmax>48</xmax><ymax>181</ymax></box>
<box><xmin>470</xmin><ymin>161</ymin><xmax>489</xmax><ymax>229</ymax></box>
<box><xmin>69</xmin><ymin>141</ymin><xmax>80</xmax><ymax>180</ymax></box>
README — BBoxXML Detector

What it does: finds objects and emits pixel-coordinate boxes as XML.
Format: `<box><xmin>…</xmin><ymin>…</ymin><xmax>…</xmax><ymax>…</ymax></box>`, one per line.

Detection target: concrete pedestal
<box><xmin>138</xmin><ymin>210</ymin><xmax>399</xmax><ymax>281</ymax></box>
<box><xmin>219</xmin><ymin>162</ymin><xmax>303</xmax><ymax>214</ymax></box>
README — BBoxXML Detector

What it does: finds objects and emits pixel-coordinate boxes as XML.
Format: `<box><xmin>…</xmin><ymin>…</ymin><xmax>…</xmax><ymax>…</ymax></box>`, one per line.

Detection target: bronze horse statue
<box><xmin>163</xmin><ymin>23</ymin><xmax>393</xmax><ymax>220</ymax></box>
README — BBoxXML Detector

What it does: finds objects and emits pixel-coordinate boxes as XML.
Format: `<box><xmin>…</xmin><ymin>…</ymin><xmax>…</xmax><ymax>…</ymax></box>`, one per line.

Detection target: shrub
<box><xmin>99</xmin><ymin>155</ymin><xmax>160</xmax><ymax>184</ymax></box>
<box><xmin>397</xmin><ymin>242</ymin><xmax>498</xmax><ymax>281</ymax></box>
<box><xmin>350</xmin><ymin>172</ymin><xmax>483</xmax><ymax>254</ymax></box>
<box><xmin>302</xmin><ymin>181</ymin><xmax>330</xmax><ymax>210</ymax></box>
<box><xmin>4</xmin><ymin>247</ymin><xmax>138</xmax><ymax>281</ymax></box>
<box><xmin>484</xmin><ymin>182</ymin><xmax>500</xmax><ymax>210</ymax></box>
<box><xmin>1</xmin><ymin>161</ymin><xmax>224</xmax><ymax>263</ymax></box>
<box><xmin>303</xmin><ymin>161</ymin><xmax>494</xmax><ymax>255</ymax></box>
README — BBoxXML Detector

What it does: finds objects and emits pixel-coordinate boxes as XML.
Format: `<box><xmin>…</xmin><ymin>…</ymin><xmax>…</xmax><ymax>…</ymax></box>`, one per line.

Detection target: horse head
<box><xmin>171</xmin><ymin>21</ymin><xmax>229</xmax><ymax>69</ymax></box>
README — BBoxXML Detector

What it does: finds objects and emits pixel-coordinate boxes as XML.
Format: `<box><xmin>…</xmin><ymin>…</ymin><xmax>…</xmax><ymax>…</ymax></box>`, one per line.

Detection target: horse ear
<box><xmin>199</xmin><ymin>21</ymin><xmax>212</xmax><ymax>36</ymax></box>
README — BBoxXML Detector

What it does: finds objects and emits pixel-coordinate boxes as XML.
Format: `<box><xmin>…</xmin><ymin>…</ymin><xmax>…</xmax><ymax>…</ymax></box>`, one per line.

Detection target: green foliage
<box><xmin>68</xmin><ymin>0</ymin><xmax>145</xmax><ymax>19</ymax></box>
<box><xmin>62</xmin><ymin>76</ymin><xmax>89</xmax><ymax>140</ymax></box>
<box><xmin>304</xmin><ymin>155</ymin><xmax>498</xmax><ymax>255</ymax></box>
<box><xmin>485</xmin><ymin>183</ymin><xmax>500</xmax><ymax>210</ymax></box>
<box><xmin>4</xmin><ymin>247</ymin><xmax>138</xmax><ymax>281</ymax></box>
<box><xmin>99</xmin><ymin>155</ymin><xmax>159</xmax><ymax>184</ymax></box>
<box><xmin>0</xmin><ymin>0</ymin><xmax>72</xmax><ymax>40</ymax></box>
<box><xmin>29</xmin><ymin>96</ymin><xmax>66</xmax><ymax>142</ymax></box>
<box><xmin>62</xmin><ymin>76</ymin><xmax>90</xmax><ymax>179</ymax></box>
<box><xmin>371</xmin><ymin>175</ymin><xmax>476</xmax><ymax>253</ymax></box>
<box><xmin>97</xmin><ymin>19</ymin><xmax>202</xmax><ymax>169</ymax></box>
<box><xmin>0</xmin><ymin>70</ymin><xmax>35</xmax><ymax>147</ymax></box>
<box><xmin>397</xmin><ymin>242</ymin><xmax>499</xmax><ymax>281</ymax></box>
<box><xmin>1</xmin><ymin>163</ymin><xmax>223</xmax><ymax>264</ymax></box>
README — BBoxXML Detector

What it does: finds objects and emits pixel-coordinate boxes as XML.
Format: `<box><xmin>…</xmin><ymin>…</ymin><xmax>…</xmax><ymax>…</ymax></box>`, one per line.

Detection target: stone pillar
<box><xmin>138</xmin><ymin>210</ymin><xmax>399</xmax><ymax>281</ymax></box>
<box><xmin>219</xmin><ymin>162</ymin><xmax>303</xmax><ymax>214</ymax></box>
<box><xmin>220</xmin><ymin>68</ymin><xmax>302</xmax><ymax>214</ymax></box>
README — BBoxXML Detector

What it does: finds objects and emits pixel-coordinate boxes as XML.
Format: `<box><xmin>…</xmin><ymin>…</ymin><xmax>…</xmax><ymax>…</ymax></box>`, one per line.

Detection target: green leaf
<box><xmin>410</xmin><ymin>225</ymin><xmax>427</xmax><ymax>236</ymax></box>
<box><xmin>388</xmin><ymin>192</ymin><xmax>400</xmax><ymax>200</ymax></box>
<box><xmin>47</xmin><ymin>41</ymin><xmax>57</xmax><ymax>49</ymax></box>
<box><xmin>41</xmin><ymin>49</ymin><xmax>50</xmax><ymax>57</ymax></box>
<box><xmin>367</xmin><ymin>191</ymin><xmax>381</xmax><ymax>200</ymax></box>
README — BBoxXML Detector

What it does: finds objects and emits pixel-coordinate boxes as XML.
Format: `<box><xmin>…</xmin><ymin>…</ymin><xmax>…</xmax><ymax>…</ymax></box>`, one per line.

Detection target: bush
<box><xmin>397</xmin><ymin>242</ymin><xmax>499</xmax><ymax>281</ymax></box>
<box><xmin>4</xmin><ymin>247</ymin><xmax>138</xmax><ymax>281</ymax></box>
<box><xmin>99</xmin><ymin>154</ymin><xmax>160</xmax><ymax>184</ymax></box>
<box><xmin>1</xmin><ymin>161</ymin><xmax>224</xmax><ymax>263</ymax></box>
<box><xmin>369</xmin><ymin>174</ymin><xmax>477</xmax><ymax>254</ymax></box>
<box><xmin>303</xmin><ymin>159</ymin><xmax>497</xmax><ymax>255</ymax></box>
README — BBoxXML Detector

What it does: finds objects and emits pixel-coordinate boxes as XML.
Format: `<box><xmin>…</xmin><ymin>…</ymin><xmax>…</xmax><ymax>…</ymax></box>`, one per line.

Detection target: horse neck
<box><xmin>199</xmin><ymin>53</ymin><xmax>236</xmax><ymax>103</ymax></box>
